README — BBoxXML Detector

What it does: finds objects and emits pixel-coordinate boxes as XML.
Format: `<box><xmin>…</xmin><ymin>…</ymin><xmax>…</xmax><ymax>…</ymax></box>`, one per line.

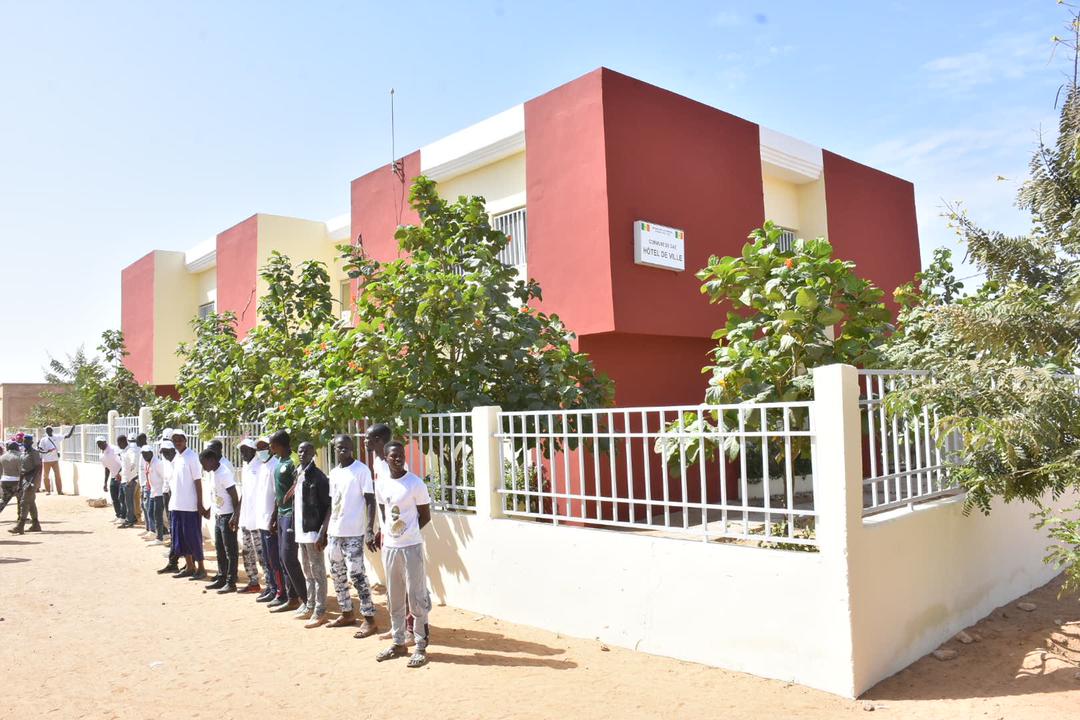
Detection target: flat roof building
<box><xmin>122</xmin><ymin>67</ymin><xmax>920</xmax><ymax>405</ymax></box>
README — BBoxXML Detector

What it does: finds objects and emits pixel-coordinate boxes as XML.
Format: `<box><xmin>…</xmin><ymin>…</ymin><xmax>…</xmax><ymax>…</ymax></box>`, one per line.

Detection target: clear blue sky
<box><xmin>0</xmin><ymin>0</ymin><xmax>1068</xmax><ymax>382</ymax></box>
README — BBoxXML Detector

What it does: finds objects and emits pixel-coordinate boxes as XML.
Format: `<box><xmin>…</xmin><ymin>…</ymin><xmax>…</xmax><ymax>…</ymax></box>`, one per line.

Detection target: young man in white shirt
<box><xmin>118</xmin><ymin>435</ymin><xmax>141</xmax><ymax>529</ymax></box>
<box><xmin>37</xmin><ymin>425</ymin><xmax>74</xmax><ymax>495</ymax></box>
<box><xmin>156</xmin><ymin>440</ymin><xmax>179</xmax><ymax>574</ymax></box>
<box><xmin>142</xmin><ymin>443</ymin><xmax>168</xmax><ymax>544</ymax></box>
<box><xmin>169</xmin><ymin>429</ymin><xmax>208</xmax><ymax>580</ymax></box>
<box><xmin>251</xmin><ymin>437</ymin><xmax>286</xmax><ymax>604</ymax></box>
<box><xmin>373</xmin><ymin>441</ymin><xmax>432</xmax><ymax>668</ymax></box>
<box><xmin>325</xmin><ymin>434</ymin><xmax>379</xmax><ymax>637</ymax></box>
<box><xmin>235</xmin><ymin>438</ymin><xmax>265</xmax><ymax>595</ymax></box>
<box><xmin>199</xmin><ymin>447</ymin><xmax>242</xmax><ymax>593</ymax></box>
<box><xmin>366</xmin><ymin>423</ymin><xmax>412</xmax><ymax>642</ymax></box>
<box><xmin>98</xmin><ymin>437</ymin><xmax>123</xmax><ymax>522</ymax></box>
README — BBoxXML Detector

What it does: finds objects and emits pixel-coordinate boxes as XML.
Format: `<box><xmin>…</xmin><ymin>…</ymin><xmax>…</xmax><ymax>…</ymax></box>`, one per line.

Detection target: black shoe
<box><xmin>267</xmin><ymin>596</ymin><xmax>288</xmax><ymax>608</ymax></box>
<box><xmin>27</xmin><ymin>524</ymin><xmax>41</xmax><ymax>532</ymax></box>
<box><xmin>172</xmin><ymin>569</ymin><xmax>193</xmax><ymax>579</ymax></box>
<box><xmin>256</xmin><ymin>590</ymin><xmax>275</xmax><ymax>603</ymax></box>
<box><xmin>188</xmin><ymin>569</ymin><xmax>207</xmax><ymax>581</ymax></box>
<box><xmin>157</xmin><ymin>564</ymin><xmax>179</xmax><ymax>575</ymax></box>
<box><xmin>217</xmin><ymin>583</ymin><xmax>238</xmax><ymax>594</ymax></box>
<box><xmin>205</xmin><ymin>578</ymin><xmax>226</xmax><ymax>590</ymax></box>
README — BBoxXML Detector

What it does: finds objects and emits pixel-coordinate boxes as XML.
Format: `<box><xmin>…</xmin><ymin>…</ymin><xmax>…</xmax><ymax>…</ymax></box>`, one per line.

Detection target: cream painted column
<box><xmin>107</xmin><ymin>410</ymin><xmax>119</xmax><ymax>445</ymax></box>
<box><xmin>470</xmin><ymin>406</ymin><xmax>504</xmax><ymax>519</ymax></box>
<box><xmin>810</xmin><ymin>363</ymin><xmax>864</xmax><ymax>698</ymax></box>
<box><xmin>138</xmin><ymin>406</ymin><xmax>153</xmax><ymax>439</ymax></box>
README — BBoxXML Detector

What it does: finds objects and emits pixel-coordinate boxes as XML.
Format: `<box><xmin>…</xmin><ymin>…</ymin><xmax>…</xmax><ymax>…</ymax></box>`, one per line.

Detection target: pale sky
<box><xmin>0</xmin><ymin>0</ymin><xmax>1067</xmax><ymax>382</ymax></box>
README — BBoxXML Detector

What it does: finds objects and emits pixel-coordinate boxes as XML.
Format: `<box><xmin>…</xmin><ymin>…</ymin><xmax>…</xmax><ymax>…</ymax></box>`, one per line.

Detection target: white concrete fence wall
<box><xmin>52</xmin><ymin>364</ymin><xmax>1061</xmax><ymax>698</ymax></box>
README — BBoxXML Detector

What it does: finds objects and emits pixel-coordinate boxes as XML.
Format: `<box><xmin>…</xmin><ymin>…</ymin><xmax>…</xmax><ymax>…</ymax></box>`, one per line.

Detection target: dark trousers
<box><xmin>123</xmin><ymin>481</ymin><xmax>137</xmax><ymax>524</ymax></box>
<box><xmin>163</xmin><ymin>493</ymin><xmax>171</xmax><ymax>535</ymax></box>
<box><xmin>276</xmin><ymin>515</ymin><xmax>306</xmax><ymax>603</ymax></box>
<box><xmin>151</xmin><ymin>496</ymin><xmax>165</xmax><ymax>541</ymax></box>
<box><xmin>259</xmin><ymin>528</ymin><xmax>285</xmax><ymax>598</ymax></box>
<box><xmin>0</xmin><ymin>481</ymin><xmax>17</xmax><ymax>513</ymax></box>
<box><xmin>109</xmin><ymin>477</ymin><xmax>123</xmax><ymax>519</ymax></box>
<box><xmin>15</xmin><ymin>483</ymin><xmax>38</xmax><ymax>530</ymax></box>
<box><xmin>214</xmin><ymin>513</ymin><xmax>239</xmax><ymax>583</ymax></box>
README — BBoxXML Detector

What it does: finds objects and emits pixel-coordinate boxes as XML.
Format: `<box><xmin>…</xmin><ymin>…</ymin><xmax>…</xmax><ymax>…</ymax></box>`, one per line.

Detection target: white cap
<box><xmin>160</xmin><ymin>440</ymin><xmax>175</xmax><ymax>450</ymax></box>
<box><xmin>239</xmin><ymin>438</ymin><xmax>257</xmax><ymax>450</ymax></box>
<box><xmin>95</xmin><ymin>436</ymin><xmax>106</xmax><ymax>442</ymax></box>
<box><xmin>256</xmin><ymin>436</ymin><xmax>270</xmax><ymax>446</ymax></box>
<box><xmin>171</xmin><ymin>428</ymin><xmax>187</xmax><ymax>439</ymax></box>
<box><xmin>161</xmin><ymin>427</ymin><xmax>174</xmax><ymax>438</ymax></box>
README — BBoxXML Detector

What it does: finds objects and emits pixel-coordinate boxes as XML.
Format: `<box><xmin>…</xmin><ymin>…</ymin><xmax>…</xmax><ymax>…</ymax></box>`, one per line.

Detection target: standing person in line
<box><xmin>293</xmin><ymin>441</ymin><xmax>331</xmax><ymax>627</ymax></box>
<box><xmin>142</xmin><ymin>442</ymin><xmax>168</xmax><ymax>545</ymax></box>
<box><xmin>268</xmin><ymin>430</ymin><xmax>306</xmax><ymax>613</ymax></box>
<box><xmin>156</xmin><ymin>440</ymin><xmax>179</xmax><ymax>574</ymax></box>
<box><xmin>168</xmin><ymin>429</ymin><xmax>208</xmax><ymax>580</ymax></box>
<box><xmin>134</xmin><ymin>433</ymin><xmax>150</xmax><ymax>534</ymax></box>
<box><xmin>367</xmin><ymin>423</ymin><xmax>413</xmax><ymax>644</ymax></box>
<box><xmin>326</xmin><ymin>434</ymin><xmax>379</xmax><ymax>637</ymax></box>
<box><xmin>373</xmin><ymin>441</ymin><xmax>432</xmax><ymax>668</ymax></box>
<box><xmin>1</xmin><ymin>442</ymin><xmax>22</xmax><ymax>514</ymax></box>
<box><xmin>98</xmin><ymin>437</ymin><xmax>123</xmax><ymax>523</ymax></box>
<box><xmin>235</xmin><ymin>439</ymin><xmax>264</xmax><ymax>595</ymax></box>
<box><xmin>10</xmin><ymin>435</ymin><xmax>42</xmax><ymax>534</ymax></box>
<box><xmin>252</xmin><ymin>437</ymin><xmax>285</xmax><ymax>604</ymax></box>
<box><xmin>118</xmin><ymin>434</ymin><xmax>140</xmax><ymax>529</ymax></box>
<box><xmin>200</xmin><ymin>447</ymin><xmax>241</xmax><ymax>594</ymax></box>
<box><xmin>37</xmin><ymin>426</ymin><xmax>74</xmax><ymax>495</ymax></box>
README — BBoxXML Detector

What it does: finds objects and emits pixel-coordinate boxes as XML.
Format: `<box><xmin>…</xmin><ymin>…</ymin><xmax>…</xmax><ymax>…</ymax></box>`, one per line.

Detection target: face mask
<box><xmin>256</xmin><ymin>450</ymin><xmax>271</xmax><ymax>462</ymax></box>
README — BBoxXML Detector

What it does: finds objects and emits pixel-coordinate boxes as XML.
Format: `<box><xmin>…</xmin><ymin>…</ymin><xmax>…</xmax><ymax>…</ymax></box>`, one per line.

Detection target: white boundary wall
<box><xmin>51</xmin><ymin>365</ymin><xmax>1062</xmax><ymax>697</ymax></box>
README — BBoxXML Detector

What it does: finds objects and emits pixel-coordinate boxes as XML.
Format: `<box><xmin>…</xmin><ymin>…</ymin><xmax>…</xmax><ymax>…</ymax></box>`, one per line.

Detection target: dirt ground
<box><xmin>2</xmin><ymin>498</ymin><xmax>1079</xmax><ymax>720</ymax></box>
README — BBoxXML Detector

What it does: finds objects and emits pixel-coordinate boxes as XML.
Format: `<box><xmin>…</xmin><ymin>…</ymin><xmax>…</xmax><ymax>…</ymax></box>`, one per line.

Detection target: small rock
<box><xmin>1018</xmin><ymin>602</ymin><xmax>1037</xmax><ymax>612</ymax></box>
<box><xmin>1000</xmin><ymin>611</ymin><xmax>1010</xmax><ymax>620</ymax></box>
<box><xmin>955</xmin><ymin>630</ymin><xmax>974</xmax><ymax>644</ymax></box>
<box><xmin>972</xmin><ymin>633</ymin><xmax>983</xmax><ymax>642</ymax></box>
<box><xmin>149</xmin><ymin>661</ymin><xmax>164</xmax><ymax>670</ymax></box>
<box><xmin>862</xmin><ymin>701</ymin><xmax>876</xmax><ymax>712</ymax></box>
<box><xmin>472</xmin><ymin>615</ymin><xmax>485</xmax><ymax>622</ymax></box>
<box><xmin>600</xmin><ymin>643</ymin><xmax>610</xmax><ymax>652</ymax></box>
<box><xmin>932</xmin><ymin>648</ymin><xmax>958</xmax><ymax>661</ymax></box>
<box><xmin>1054</xmin><ymin>618</ymin><xmax>1063</xmax><ymax>626</ymax></box>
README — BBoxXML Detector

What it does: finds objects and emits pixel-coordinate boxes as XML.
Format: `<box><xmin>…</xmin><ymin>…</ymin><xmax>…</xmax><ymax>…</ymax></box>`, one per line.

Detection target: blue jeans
<box><xmin>110</xmin><ymin>478</ymin><xmax>123</xmax><ymax>519</ymax></box>
<box><xmin>123</xmin><ymin>480</ymin><xmax>137</xmax><ymax>524</ymax></box>
<box><xmin>143</xmin><ymin>491</ymin><xmax>152</xmax><ymax>531</ymax></box>
<box><xmin>151</xmin><ymin>496</ymin><xmax>165</xmax><ymax>541</ymax></box>
<box><xmin>259</xmin><ymin>529</ymin><xmax>284</xmax><ymax>598</ymax></box>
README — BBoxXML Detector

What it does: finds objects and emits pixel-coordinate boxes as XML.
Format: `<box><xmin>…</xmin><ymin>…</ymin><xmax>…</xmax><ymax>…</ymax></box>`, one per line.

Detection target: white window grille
<box><xmin>491</xmin><ymin>208</ymin><xmax>527</xmax><ymax>268</ymax></box>
<box><xmin>198</xmin><ymin>301</ymin><xmax>216</xmax><ymax>320</ymax></box>
<box><xmin>778</xmin><ymin>228</ymin><xmax>798</xmax><ymax>253</ymax></box>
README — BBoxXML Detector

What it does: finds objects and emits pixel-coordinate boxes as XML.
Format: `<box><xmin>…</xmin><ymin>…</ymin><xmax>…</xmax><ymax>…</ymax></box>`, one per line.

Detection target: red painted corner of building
<box><xmin>216</xmin><ymin>215</ymin><xmax>260</xmax><ymax>338</ymax></box>
<box><xmin>822</xmin><ymin>151</ymin><xmax>922</xmax><ymax>310</ymax></box>
<box><xmin>350</xmin><ymin>151</ymin><xmax>422</xmax><ymax>265</ymax></box>
<box><xmin>121</xmin><ymin>252</ymin><xmax>156</xmax><ymax>385</ymax></box>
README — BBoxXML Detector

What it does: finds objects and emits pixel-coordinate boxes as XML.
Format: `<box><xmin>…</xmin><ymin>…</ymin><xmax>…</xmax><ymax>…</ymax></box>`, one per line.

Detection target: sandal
<box><xmin>353</xmin><ymin>619</ymin><xmax>377</xmax><ymax>639</ymax></box>
<box><xmin>375</xmin><ymin>644</ymin><xmax>407</xmax><ymax>662</ymax></box>
<box><xmin>407</xmin><ymin>650</ymin><xmax>428</xmax><ymax>668</ymax></box>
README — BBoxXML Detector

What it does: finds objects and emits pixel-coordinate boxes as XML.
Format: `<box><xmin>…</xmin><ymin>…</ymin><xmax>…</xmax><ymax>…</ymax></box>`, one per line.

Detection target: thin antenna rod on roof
<box><xmin>391</xmin><ymin>88</ymin><xmax>404</xmax><ymax>181</ymax></box>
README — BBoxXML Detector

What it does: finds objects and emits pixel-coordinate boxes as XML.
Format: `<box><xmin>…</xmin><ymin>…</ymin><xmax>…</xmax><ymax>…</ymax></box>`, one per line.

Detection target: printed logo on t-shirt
<box><xmin>215</xmin><ymin>493</ymin><xmax>224</xmax><ymax>508</ymax></box>
<box><xmin>331</xmin><ymin>490</ymin><xmax>344</xmax><ymax>519</ymax></box>
<box><xmin>389</xmin><ymin>505</ymin><xmax>406</xmax><ymax>538</ymax></box>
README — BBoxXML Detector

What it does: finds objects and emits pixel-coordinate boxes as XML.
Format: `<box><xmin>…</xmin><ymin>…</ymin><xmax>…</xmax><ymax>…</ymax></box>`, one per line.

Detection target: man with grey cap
<box><xmin>98</xmin><ymin>436</ymin><xmax>123</xmax><ymax>521</ymax></box>
<box><xmin>118</xmin><ymin>434</ymin><xmax>140</xmax><ymax>529</ymax></box>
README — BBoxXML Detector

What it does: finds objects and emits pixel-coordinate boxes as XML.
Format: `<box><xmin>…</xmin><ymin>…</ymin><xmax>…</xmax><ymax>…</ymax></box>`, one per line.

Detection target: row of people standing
<box><xmin>99</xmin><ymin>424</ymin><xmax>433</xmax><ymax>668</ymax></box>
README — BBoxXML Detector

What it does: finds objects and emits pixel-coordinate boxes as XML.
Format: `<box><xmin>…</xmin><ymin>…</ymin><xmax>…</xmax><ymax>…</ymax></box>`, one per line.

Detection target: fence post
<box><xmin>810</xmin><ymin>363</ymin><xmax>863</xmax><ymax>698</ymax></box>
<box><xmin>138</xmin><ymin>406</ymin><xmax>153</xmax><ymax>438</ymax></box>
<box><xmin>107</xmin><ymin>410</ymin><xmax>119</xmax><ymax>446</ymax></box>
<box><xmin>471</xmin><ymin>405</ymin><xmax>504</xmax><ymax>520</ymax></box>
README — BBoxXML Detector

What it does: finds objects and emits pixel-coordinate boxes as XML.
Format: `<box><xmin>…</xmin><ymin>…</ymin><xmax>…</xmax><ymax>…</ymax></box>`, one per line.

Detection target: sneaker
<box><xmin>216</xmin><ymin>583</ymin><xmax>238</xmax><ymax>594</ymax></box>
<box><xmin>267</xmin><ymin>596</ymin><xmax>289</xmax><ymax>609</ymax></box>
<box><xmin>27</xmin><ymin>524</ymin><xmax>41</xmax><ymax>532</ymax></box>
<box><xmin>256</xmin><ymin>590</ymin><xmax>276</xmax><ymax>603</ymax></box>
<box><xmin>157</xmin><ymin>563</ymin><xmax>179</xmax><ymax>575</ymax></box>
<box><xmin>205</xmin><ymin>578</ymin><xmax>226</xmax><ymax>591</ymax></box>
<box><xmin>270</xmin><ymin>599</ymin><xmax>301</xmax><ymax>614</ymax></box>
<box><xmin>188</xmin><ymin>570</ymin><xmax>207</xmax><ymax>581</ymax></box>
<box><xmin>172</xmin><ymin>568</ymin><xmax>193</xmax><ymax>579</ymax></box>
<box><xmin>295</xmin><ymin>606</ymin><xmax>314</xmax><ymax>620</ymax></box>
<box><xmin>238</xmin><ymin>583</ymin><xmax>262</xmax><ymax>595</ymax></box>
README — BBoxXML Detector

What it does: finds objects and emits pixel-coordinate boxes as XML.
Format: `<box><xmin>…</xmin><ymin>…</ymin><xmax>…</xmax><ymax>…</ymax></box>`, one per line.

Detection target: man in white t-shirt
<box><xmin>200</xmin><ymin>447</ymin><xmax>241</xmax><ymax>593</ymax></box>
<box><xmin>235</xmin><ymin>438</ymin><xmax>265</xmax><ymax>595</ymax></box>
<box><xmin>118</xmin><ymin>435</ymin><xmax>141</xmax><ymax>529</ymax></box>
<box><xmin>373</xmin><ymin>441</ymin><xmax>432</xmax><ymax>668</ymax></box>
<box><xmin>142</xmin><ymin>443</ymin><xmax>168</xmax><ymax>544</ymax></box>
<box><xmin>97</xmin><ymin>437</ymin><xmax>123</xmax><ymax>522</ymax></box>
<box><xmin>168</xmin><ymin>429</ymin><xmax>208</xmax><ymax>580</ymax></box>
<box><xmin>37</xmin><ymin>425</ymin><xmax>74</xmax><ymax>495</ymax></box>
<box><xmin>251</xmin><ymin>437</ymin><xmax>286</xmax><ymax>604</ymax></box>
<box><xmin>325</xmin><ymin>434</ymin><xmax>379</xmax><ymax>637</ymax></box>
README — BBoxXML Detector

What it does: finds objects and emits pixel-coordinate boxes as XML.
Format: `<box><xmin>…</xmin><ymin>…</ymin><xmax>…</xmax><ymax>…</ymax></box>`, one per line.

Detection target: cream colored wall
<box><xmin>437</xmin><ymin>151</ymin><xmax>526</xmax><ymax>214</ymax></box>
<box><xmin>195</xmin><ymin>267</ymin><xmax>216</xmax><ymax>306</ymax></box>
<box><xmin>151</xmin><ymin>251</ymin><xmax>200</xmax><ymax>385</ymax></box>
<box><xmin>254</xmin><ymin>214</ymin><xmax>339</xmax><ymax>320</ymax></box>
<box><xmin>762</xmin><ymin>174</ymin><xmax>829</xmax><ymax>240</ymax></box>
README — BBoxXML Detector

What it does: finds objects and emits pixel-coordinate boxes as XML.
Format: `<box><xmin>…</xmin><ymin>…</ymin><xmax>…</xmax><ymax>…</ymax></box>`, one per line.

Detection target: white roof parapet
<box><xmin>325</xmin><ymin>213</ymin><xmax>351</xmax><ymax>242</ymax></box>
<box><xmin>760</xmin><ymin>126</ymin><xmax>823</xmax><ymax>184</ymax></box>
<box><xmin>420</xmin><ymin>104</ymin><xmax>525</xmax><ymax>182</ymax></box>
<box><xmin>184</xmin><ymin>236</ymin><xmax>217</xmax><ymax>273</ymax></box>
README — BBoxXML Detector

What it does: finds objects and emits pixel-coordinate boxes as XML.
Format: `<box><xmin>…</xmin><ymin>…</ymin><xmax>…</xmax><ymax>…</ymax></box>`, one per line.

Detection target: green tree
<box><xmin>28</xmin><ymin>330</ymin><xmax>151</xmax><ymax>425</ymax></box>
<box><xmin>269</xmin><ymin>175</ymin><xmax>613</xmax><ymax>439</ymax></box>
<box><xmin>883</xmin><ymin>22</ymin><xmax>1080</xmax><ymax>591</ymax></box>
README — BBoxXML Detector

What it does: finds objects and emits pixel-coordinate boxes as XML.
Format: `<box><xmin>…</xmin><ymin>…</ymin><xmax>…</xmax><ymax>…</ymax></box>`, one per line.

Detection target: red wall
<box><xmin>215</xmin><ymin>215</ymin><xmax>260</xmax><ymax>337</ymax></box>
<box><xmin>121</xmin><ymin>252</ymin><xmax>155</xmax><ymax>385</ymax></box>
<box><xmin>600</xmin><ymin>69</ymin><xmax>765</xmax><ymax>338</ymax></box>
<box><xmin>822</xmin><ymin>151</ymin><xmax>922</xmax><ymax>308</ymax></box>
<box><xmin>350</xmin><ymin>151</ymin><xmax>422</xmax><ymax>264</ymax></box>
<box><xmin>524</xmin><ymin>69</ymin><xmax>615</xmax><ymax>336</ymax></box>
<box><xmin>579</xmin><ymin>333</ymin><xmax>714</xmax><ymax>406</ymax></box>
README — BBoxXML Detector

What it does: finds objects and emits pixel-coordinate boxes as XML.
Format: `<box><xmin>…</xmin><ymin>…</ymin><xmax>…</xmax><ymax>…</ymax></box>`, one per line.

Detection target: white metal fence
<box><xmin>495</xmin><ymin>403</ymin><xmax>817</xmax><ymax>547</ymax></box>
<box><xmin>491</xmin><ymin>207</ymin><xmax>527</xmax><ymax>269</ymax></box>
<box><xmin>116</xmin><ymin>415</ymin><xmax>140</xmax><ymax>440</ymax></box>
<box><xmin>406</xmin><ymin>413</ymin><xmax>475</xmax><ymax>510</ymax></box>
<box><xmin>859</xmin><ymin>369</ymin><xmax>961</xmax><ymax>516</ymax></box>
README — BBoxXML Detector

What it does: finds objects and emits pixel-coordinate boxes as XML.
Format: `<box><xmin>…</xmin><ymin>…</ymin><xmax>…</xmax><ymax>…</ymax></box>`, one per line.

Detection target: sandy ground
<box><xmin>2</xmin><ymin>498</ymin><xmax>1080</xmax><ymax>720</ymax></box>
